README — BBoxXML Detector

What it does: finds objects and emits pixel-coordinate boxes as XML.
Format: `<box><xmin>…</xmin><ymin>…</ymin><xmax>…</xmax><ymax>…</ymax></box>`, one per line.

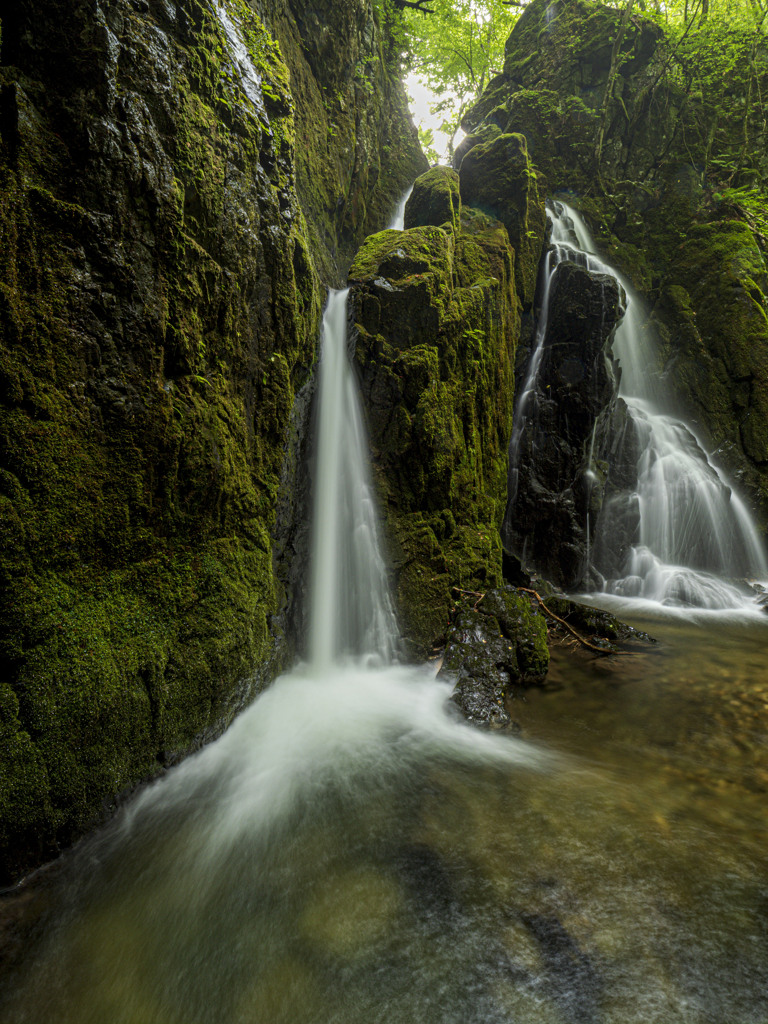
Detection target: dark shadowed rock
<box><xmin>503</xmin><ymin>259</ymin><xmax>623</xmax><ymax>589</ymax></box>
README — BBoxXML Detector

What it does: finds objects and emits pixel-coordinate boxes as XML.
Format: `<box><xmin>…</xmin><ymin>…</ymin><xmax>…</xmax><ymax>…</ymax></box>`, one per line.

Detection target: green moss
<box><xmin>351</xmin><ymin>200</ymin><xmax>520</xmax><ymax>656</ymax></box>
<box><xmin>459</xmin><ymin>133</ymin><xmax>546</xmax><ymax>307</ymax></box>
<box><xmin>0</xmin><ymin>0</ymin><xmax>326</xmax><ymax>882</ymax></box>
<box><xmin>404</xmin><ymin>166</ymin><xmax>461</xmax><ymax>236</ymax></box>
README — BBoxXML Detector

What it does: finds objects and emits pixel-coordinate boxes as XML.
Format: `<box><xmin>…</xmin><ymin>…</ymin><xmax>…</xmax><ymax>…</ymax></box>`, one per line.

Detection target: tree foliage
<box><xmin>403</xmin><ymin>0</ymin><xmax>522</xmax><ymax>158</ymax></box>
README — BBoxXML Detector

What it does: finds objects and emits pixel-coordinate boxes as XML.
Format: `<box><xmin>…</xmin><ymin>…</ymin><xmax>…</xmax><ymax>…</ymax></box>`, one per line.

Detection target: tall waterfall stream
<box><xmin>2</xmin><ymin>205</ymin><xmax>768</xmax><ymax>1024</ymax></box>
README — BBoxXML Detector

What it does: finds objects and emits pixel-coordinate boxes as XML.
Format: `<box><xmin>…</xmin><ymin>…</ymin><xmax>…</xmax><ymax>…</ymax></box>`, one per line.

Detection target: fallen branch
<box><xmin>517</xmin><ymin>588</ymin><xmax>619</xmax><ymax>656</ymax></box>
<box><xmin>451</xmin><ymin>586</ymin><xmax>486</xmax><ymax>610</ymax></box>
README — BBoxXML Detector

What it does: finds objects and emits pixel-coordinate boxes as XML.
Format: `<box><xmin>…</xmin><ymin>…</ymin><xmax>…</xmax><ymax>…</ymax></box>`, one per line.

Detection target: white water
<box><xmin>545</xmin><ymin>201</ymin><xmax>767</xmax><ymax>613</ymax></box>
<box><xmin>388</xmin><ymin>185</ymin><xmax>414</xmax><ymax>231</ymax></box>
<box><xmin>213</xmin><ymin>3</ymin><xmax>266</xmax><ymax>116</ymax></box>
<box><xmin>308</xmin><ymin>289</ymin><xmax>398</xmax><ymax>666</ymax></box>
<box><xmin>505</xmin><ymin>209</ymin><xmax>612</xmax><ymax>507</ymax></box>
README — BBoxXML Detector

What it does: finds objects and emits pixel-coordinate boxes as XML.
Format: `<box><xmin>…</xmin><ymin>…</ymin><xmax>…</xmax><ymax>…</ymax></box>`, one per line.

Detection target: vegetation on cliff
<box><xmin>0</xmin><ymin>0</ymin><xmax>422</xmax><ymax>884</ymax></box>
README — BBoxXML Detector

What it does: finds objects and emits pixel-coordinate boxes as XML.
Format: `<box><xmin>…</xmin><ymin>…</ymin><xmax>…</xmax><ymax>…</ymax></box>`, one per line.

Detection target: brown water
<box><xmin>1</xmin><ymin>617</ymin><xmax>767</xmax><ymax>1024</ymax></box>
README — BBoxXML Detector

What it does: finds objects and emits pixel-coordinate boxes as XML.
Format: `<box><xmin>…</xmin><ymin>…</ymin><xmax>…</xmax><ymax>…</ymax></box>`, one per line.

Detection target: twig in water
<box><xmin>517</xmin><ymin>588</ymin><xmax>621</xmax><ymax>656</ymax></box>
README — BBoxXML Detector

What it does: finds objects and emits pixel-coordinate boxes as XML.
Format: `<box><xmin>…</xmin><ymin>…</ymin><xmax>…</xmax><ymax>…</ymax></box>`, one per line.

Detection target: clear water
<box><xmin>2</xmin><ymin>217</ymin><xmax>767</xmax><ymax>1024</ymax></box>
<box><xmin>2</xmin><ymin>616</ymin><xmax>768</xmax><ymax>1023</ymax></box>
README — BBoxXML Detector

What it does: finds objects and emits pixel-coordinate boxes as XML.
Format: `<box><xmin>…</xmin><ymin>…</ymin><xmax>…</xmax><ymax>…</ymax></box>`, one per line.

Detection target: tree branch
<box><xmin>517</xmin><ymin>589</ymin><xmax>622</xmax><ymax>656</ymax></box>
<box><xmin>393</xmin><ymin>0</ymin><xmax>436</xmax><ymax>12</ymax></box>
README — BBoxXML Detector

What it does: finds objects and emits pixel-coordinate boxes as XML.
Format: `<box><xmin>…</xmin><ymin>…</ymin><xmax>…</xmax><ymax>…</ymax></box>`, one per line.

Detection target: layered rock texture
<box><xmin>0</xmin><ymin>0</ymin><xmax>423</xmax><ymax>882</ymax></box>
<box><xmin>349</xmin><ymin>160</ymin><xmax>550</xmax><ymax>675</ymax></box>
<box><xmin>460</xmin><ymin>0</ymin><xmax>768</xmax><ymax>526</ymax></box>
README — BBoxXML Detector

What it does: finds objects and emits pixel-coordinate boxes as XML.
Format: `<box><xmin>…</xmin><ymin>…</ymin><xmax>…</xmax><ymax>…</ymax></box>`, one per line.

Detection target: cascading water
<box><xmin>518</xmin><ymin>200</ymin><xmax>767</xmax><ymax>613</ymax></box>
<box><xmin>0</xmin><ymin>282</ymin><xmax>552</xmax><ymax>1024</ymax></box>
<box><xmin>505</xmin><ymin>208</ymin><xmax>615</xmax><ymax>510</ymax></box>
<box><xmin>3</xmin><ymin>220</ymin><xmax>768</xmax><ymax>1024</ymax></box>
<box><xmin>388</xmin><ymin>184</ymin><xmax>413</xmax><ymax>232</ymax></box>
<box><xmin>309</xmin><ymin>289</ymin><xmax>398</xmax><ymax>666</ymax></box>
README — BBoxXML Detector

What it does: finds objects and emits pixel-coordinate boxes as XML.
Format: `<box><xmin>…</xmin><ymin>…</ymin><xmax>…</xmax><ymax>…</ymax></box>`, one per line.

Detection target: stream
<box><xmin>2</xmin><ymin>203</ymin><xmax>767</xmax><ymax>1023</ymax></box>
<box><xmin>1</xmin><ymin>615</ymin><xmax>767</xmax><ymax>1023</ymax></box>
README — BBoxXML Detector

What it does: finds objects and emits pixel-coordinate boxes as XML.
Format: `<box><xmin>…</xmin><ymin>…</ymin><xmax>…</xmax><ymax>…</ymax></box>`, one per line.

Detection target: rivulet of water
<box><xmin>308</xmin><ymin>289</ymin><xmax>398</xmax><ymax>666</ymax></box>
<box><xmin>526</xmin><ymin>201</ymin><xmax>767</xmax><ymax>613</ymax></box>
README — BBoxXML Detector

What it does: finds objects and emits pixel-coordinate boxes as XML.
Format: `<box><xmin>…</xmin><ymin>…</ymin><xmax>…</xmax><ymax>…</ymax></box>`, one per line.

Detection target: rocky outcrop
<box><xmin>460</xmin><ymin>0</ymin><xmax>768</xmax><ymax>525</ymax></box>
<box><xmin>349</xmin><ymin>165</ymin><xmax>548</xmax><ymax>661</ymax></box>
<box><xmin>441</xmin><ymin>587</ymin><xmax>548</xmax><ymax>729</ymax></box>
<box><xmin>459</xmin><ymin>133</ymin><xmax>546</xmax><ymax>308</ymax></box>
<box><xmin>502</xmin><ymin>260</ymin><xmax>623</xmax><ymax>589</ymax></box>
<box><xmin>0</xmin><ymin>0</ymin><xmax>422</xmax><ymax>883</ymax></box>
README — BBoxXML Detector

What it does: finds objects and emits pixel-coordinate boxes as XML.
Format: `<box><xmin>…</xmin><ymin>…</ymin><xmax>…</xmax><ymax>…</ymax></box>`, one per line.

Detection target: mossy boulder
<box><xmin>350</xmin><ymin>210</ymin><xmax>520</xmax><ymax>657</ymax></box>
<box><xmin>459</xmin><ymin>133</ymin><xmax>546</xmax><ymax>307</ymax></box>
<box><xmin>441</xmin><ymin>587</ymin><xmax>549</xmax><ymax>729</ymax></box>
<box><xmin>658</xmin><ymin>221</ymin><xmax>768</xmax><ymax>507</ymax></box>
<box><xmin>404</xmin><ymin>166</ymin><xmax>461</xmax><ymax>236</ymax></box>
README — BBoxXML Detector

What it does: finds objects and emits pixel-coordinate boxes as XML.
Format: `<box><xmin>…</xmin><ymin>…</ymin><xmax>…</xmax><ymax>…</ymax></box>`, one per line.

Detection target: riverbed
<box><xmin>1</xmin><ymin>614</ymin><xmax>767</xmax><ymax>1024</ymax></box>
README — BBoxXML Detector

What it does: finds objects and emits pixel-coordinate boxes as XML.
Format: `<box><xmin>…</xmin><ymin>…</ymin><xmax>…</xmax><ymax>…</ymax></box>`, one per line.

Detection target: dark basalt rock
<box><xmin>503</xmin><ymin>260</ymin><xmax>624</xmax><ymax>590</ymax></box>
<box><xmin>440</xmin><ymin>587</ymin><xmax>548</xmax><ymax>729</ymax></box>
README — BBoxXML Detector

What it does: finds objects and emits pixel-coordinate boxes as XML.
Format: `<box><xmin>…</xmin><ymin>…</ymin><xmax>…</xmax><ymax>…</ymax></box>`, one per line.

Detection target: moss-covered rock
<box><xmin>350</xmin><ymin>206</ymin><xmax>520</xmax><ymax>657</ymax></box>
<box><xmin>404</xmin><ymin>166</ymin><xmax>461</xmax><ymax>236</ymax></box>
<box><xmin>460</xmin><ymin>0</ymin><xmax>768</xmax><ymax>528</ymax></box>
<box><xmin>663</xmin><ymin>222</ymin><xmax>768</xmax><ymax>490</ymax></box>
<box><xmin>0</xmin><ymin>0</ymin><xmax>423</xmax><ymax>884</ymax></box>
<box><xmin>459</xmin><ymin>133</ymin><xmax>546</xmax><ymax>307</ymax></box>
<box><xmin>441</xmin><ymin>586</ymin><xmax>549</xmax><ymax>729</ymax></box>
<box><xmin>260</xmin><ymin>0</ymin><xmax>427</xmax><ymax>281</ymax></box>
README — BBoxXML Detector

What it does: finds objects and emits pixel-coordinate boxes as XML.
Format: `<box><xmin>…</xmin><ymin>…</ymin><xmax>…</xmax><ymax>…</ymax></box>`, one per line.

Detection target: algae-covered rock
<box><xmin>459</xmin><ymin>0</ymin><xmax>768</xmax><ymax>527</ymax></box>
<box><xmin>350</xmin><ymin>208</ymin><xmax>520</xmax><ymax>656</ymax></box>
<box><xmin>261</xmin><ymin>0</ymin><xmax>426</xmax><ymax>280</ymax></box>
<box><xmin>459</xmin><ymin>133</ymin><xmax>546</xmax><ymax>307</ymax></box>
<box><xmin>404</xmin><ymin>166</ymin><xmax>461</xmax><ymax>236</ymax></box>
<box><xmin>0</xmin><ymin>0</ymin><xmax>423</xmax><ymax>884</ymax></box>
<box><xmin>441</xmin><ymin>587</ymin><xmax>549</xmax><ymax>729</ymax></box>
<box><xmin>662</xmin><ymin>221</ymin><xmax>768</xmax><ymax>499</ymax></box>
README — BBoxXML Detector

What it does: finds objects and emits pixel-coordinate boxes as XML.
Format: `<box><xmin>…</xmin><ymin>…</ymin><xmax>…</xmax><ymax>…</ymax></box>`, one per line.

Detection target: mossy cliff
<box><xmin>0</xmin><ymin>0</ymin><xmax>422</xmax><ymax>884</ymax></box>
<box><xmin>461</xmin><ymin>0</ymin><xmax>768</xmax><ymax>524</ymax></box>
<box><xmin>349</xmin><ymin>164</ymin><xmax>549</xmax><ymax>673</ymax></box>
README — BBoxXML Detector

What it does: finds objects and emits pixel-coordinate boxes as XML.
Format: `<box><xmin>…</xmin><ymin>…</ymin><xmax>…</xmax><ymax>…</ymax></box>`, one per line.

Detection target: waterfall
<box><xmin>308</xmin><ymin>289</ymin><xmax>399</xmax><ymax>667</ymax></box>
<box><xmin>505</xmin><ymin>208</ymin><xmax>614</xmax><ymax>512</ymax></box>
<box><xmin>541</xmin><ymin>201</ymin><xmax>767</xmax><ymax>611</ymax></box>
<box><xmin>388</xmin><ymin>184</ymin><xmax>414</xmax><ymax>231</ymax></box>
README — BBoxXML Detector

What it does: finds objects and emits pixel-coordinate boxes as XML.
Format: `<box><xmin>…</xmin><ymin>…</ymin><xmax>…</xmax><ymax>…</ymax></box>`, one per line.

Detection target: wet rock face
<box><xmin>460</xmin><ymin>0</ymin><xmax>768</xmax><ymax>525</ymax></box>
<box><xmin>261</xmin><ymin>0</ymin><xmax>426</xmax><ymax>280</ymax></box>
<box><xmin>350</xmin><ymin>168</ymin><xmax>522</xmax><ymax>658</ymax></box>
<box><xmin>441</xmin><ymin>587</ymin><xmax>549</xmax><ymax>729</ymax></box>
<box><xmin>503</xmin><ymin>261</ymin><xmax>623</xmax><ymax>590</ymax></box>
<box><xmin>0</xmin><ymin>0</ymin><xmax>421</xmax><ymax>883</ymax></box>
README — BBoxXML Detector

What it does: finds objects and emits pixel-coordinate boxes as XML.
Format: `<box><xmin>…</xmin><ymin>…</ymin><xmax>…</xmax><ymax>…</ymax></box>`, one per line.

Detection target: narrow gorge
<box><xmin>2</xmin><ymin>0</ymin><xmax>768</xmax><ymax>1020</ymax></box>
